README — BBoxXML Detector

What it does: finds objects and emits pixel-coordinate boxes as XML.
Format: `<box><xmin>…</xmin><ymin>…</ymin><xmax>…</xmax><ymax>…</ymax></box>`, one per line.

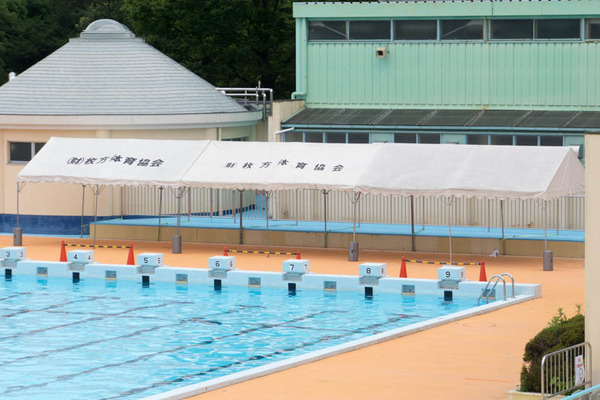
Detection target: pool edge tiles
<box><xmin>142</xmin><ymin>293</ymin><xmax>538</xmax><ymax>400</ymax></box>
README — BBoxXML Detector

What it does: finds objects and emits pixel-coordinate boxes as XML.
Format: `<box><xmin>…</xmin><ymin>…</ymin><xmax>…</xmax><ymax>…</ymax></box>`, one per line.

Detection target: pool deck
<box><xmin>97</xmin><ymin>215</ymin><xmax>585</xmax><ymax>242</ymax></box>
<box><xmin>4</xmin><ymin>235</ymin><xmax>584</xmax><ymax>400</ymax></box>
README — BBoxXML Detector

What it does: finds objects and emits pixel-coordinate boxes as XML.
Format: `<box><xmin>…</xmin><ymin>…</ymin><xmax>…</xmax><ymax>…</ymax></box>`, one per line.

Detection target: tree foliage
<box><xmin>0</xmin><ymin>0</ymin><xmax>298</xmax><ymax>98</ymax></box>
<box><xmin>0</xmin><ymin>0</ymin><xmax>93</xmax><ymax>85</ymax></box>
<box><xmin>519</xmin><ymin>309</ymin><xmax>584</xmax><ymax>393</ymax></box>
<box><xmin>122</xmin><ymin>0</ymin><xmax>296</xmax><ymax>98</ymax></box>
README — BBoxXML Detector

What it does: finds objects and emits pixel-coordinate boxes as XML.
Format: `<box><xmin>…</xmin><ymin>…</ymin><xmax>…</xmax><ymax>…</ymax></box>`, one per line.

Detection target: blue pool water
<box><xmin>0</xmin><ymin>275</ymin><xmax>477</xmax><ymax>399</ymax></box>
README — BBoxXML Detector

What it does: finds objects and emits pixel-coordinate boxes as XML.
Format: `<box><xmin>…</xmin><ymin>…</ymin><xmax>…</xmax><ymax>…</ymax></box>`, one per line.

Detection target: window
<box><xmin>536</xmin><ymin>19</ymin><xmax>580</xmax><ymax>39</ymax></box>
<box><xmin>394</xmin><ymin>20</ymin><xmax>437</xmax><ymax>40</ymax></box>
<box><xmin>326</xmin><ymin>132</ymin><xmax>346</xmax><ymax>143</ymax></box>
<box><xmin>490</xmin><ymin>19</ymin><xmax>533</xmax><ymax>40</ymax></box>
<box><xmin>466</xmin><ymin>135</ymin><xmax>488</xmax><ymax>145</ymax></box>
<box><xmin>516</xmin><ymin>135</ymin><xmax>538</xmax><ymax>146</ymax></box>
<box><xmin>10</xmin><ymin>142</ymin><xmax>44</xmax><ymax>162</ymax></box>
<box><xmin>348</xmin><ymin>133</ymin><xmax>369</xmax><ymax>143</ymax></box>
<box><xmin>308</xmin><ymin>21</ymin><xmax>347</xmax><ymax>40</ymax></box>
<box><xmin>418</xmin><ymin>134</ymin><xmax>441</xmax><ymax>144</ymax></box>
<box><xmin>491</xmin><ymin>135</ymin><xmax>513</xmax><ymax>146</ymax></box>
<box><xmin>349</xmin><ymin>21</ymin><xmax>391</xmax><ymax>40</ymax></box>
<box><xmin>441</xmin><ymin>19</ymin><xmax>483</xmax><ymax>40</ymax></box>
<box><xmin>284</xmin><ymin>131</ymin><xmax>304</xmax><ymax>142</ymax></box>
<box><xmin>586</xmin><ymin>19</ymin><xmax>600</xmax><ymax>39</ymax></box>
<box><xmin>540</xmin><ymin>136</ymin><xmax>563</xmax><ymax>146</ymax></box>
<box><xmin>394</xmin><ymin>133</ymin><xmax>417</xmax><ymax>143</ymax></box>
<box><xmin>305</xmin><ymin>132</ymin><xmax>324</xmax><ymax>143</ymax></box>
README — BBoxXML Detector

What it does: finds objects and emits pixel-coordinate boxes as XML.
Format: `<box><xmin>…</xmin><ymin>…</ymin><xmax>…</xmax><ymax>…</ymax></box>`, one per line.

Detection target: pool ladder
<box><xmin>477</xmin><ymin>273</ymin><xmax>515</xmax><ymax>306</ymax></box>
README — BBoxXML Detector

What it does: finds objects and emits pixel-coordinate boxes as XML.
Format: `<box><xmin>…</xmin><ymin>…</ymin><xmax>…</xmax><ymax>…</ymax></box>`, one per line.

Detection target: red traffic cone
<box><xmin>223</xmin><ymin>246</ymin><xmax>228</xmax><ymax>256</ymax></box>
<box><xmin>399</xmin><ymin>256</ymin><xmax>407</xmax><ymax>278</ymax></box>
<box><xmin>479</xmin><ymin>260</ymin><xmax>487</xmax><ymax>282</ymax></box>
<box><xmin>59</xmin><ymin>240</ymin><xmax>67</xmax><ymax>262</ymax></box>
<box><xmin>296</xmin><ymin>250</ymin><xmax>301</xmax><ymax>260</ymax></box>
<box><xmin>127</xmin><ymin>243</ymin><xmax>135</xmax><ymax>265</ymax></box>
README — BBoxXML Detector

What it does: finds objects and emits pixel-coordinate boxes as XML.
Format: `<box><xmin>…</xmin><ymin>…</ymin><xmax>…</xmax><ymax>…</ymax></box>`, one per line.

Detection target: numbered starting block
<box><xmin>283</xmin><ymin>259</ymin><xmax>309</xmax><ymax>281</ymax></box>
<box><xmin>359</xmin><ymin>262</ymin><xmax>386</xmax><ymax>285</ymax></box>
<box><xmin>67</xmin><ymin>250</ymin><xmax>94</xmax><ymax>270</ymax></box>
<box><xmin>137</xmin><ymin>253</ymin><xmax>164</xmax><ymax>274</ymax></box>
<box><xmin>438</xmin><ymin>265</ymin><xmax>465</xmax><ymax>289</ymax></box>
<box><xmin>1</xmin><ymin>247</ymin><xmax>26</xmax><ymax>268</ymax></box>
<box><xmin>208</xmin><ymin>256</ymin><xmax>235</xmax><ymax>278</ymax></box>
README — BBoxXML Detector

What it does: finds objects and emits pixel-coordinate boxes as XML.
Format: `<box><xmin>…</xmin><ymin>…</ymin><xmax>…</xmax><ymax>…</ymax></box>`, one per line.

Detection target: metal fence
<box><xmin>541</xmin><ymin>342</ymin><xmax>592</xmax><ymax>399</ymax></box>
<box><xmin>121</xmin><ymin>187</ymin><xmax>585</xmax><ymax>231</ymax></box>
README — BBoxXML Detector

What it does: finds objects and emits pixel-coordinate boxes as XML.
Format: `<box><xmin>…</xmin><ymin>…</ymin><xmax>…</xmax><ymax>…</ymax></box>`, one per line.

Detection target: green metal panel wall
<box><xmin>305</xmin><ymin>41</ymin><xmax>600</xmax><ymax>110</ymax></box>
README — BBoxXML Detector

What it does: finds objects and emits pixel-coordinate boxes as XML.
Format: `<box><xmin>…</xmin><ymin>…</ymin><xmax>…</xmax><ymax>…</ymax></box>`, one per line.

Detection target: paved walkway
<box><xmin>5</xmin><ymin>235</ymin><xmax>585</xmax><ymax>400</ymax></box>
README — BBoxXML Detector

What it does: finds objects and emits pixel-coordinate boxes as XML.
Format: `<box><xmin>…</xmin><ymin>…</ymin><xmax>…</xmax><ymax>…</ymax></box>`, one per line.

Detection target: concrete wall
<box><xmin>585</xmin><ymin>133</ymin><xmax>600</xmax><ymax>383</ymax></box>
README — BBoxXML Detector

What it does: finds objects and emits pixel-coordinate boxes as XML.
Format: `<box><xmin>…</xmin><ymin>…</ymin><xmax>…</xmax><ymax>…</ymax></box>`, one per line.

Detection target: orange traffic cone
<box><xmin>399</xmin><ymin>256</ymin><xmax>407</xmax><ymax>278</ymax></box>
<box><xmin>59</xmin><ymin>240</ymin><xmax>67</xmax><ymax>262</ymax></box>
<box><xmin>127</xmin><ymin>243</ymin><xmax>135</xmax><ymax>265</ymax></box>
<box><xmin>223</xmin><ymin>246</ymin><xmax>228</xmax><ymax>256</ymax></box>
<box><xmin>296</xmin><ymin>250</ymin><xmax>301</xmax><ymax>260</ymax></box>
<box><xmin>479</xmin><ymin>260</ymin><xmax>487</xmax><ymax>282</ymax></box>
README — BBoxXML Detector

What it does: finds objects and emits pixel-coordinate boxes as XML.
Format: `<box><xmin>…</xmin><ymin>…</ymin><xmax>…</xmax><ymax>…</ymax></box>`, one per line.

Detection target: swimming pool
<box><xmin>0</xmin><ymin>274</ymin><xmax>481</xmax><ymax>400</ymax></box>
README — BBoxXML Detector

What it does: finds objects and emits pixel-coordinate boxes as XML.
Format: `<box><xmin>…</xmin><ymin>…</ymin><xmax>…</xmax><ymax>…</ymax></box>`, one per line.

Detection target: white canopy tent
<box><xmin>17</xmin><ymin>137</ymin><xmax>211</xmax><ymax>249</ymax></box>
<box><xmin>17</xmin><ymin>138</ymin><xmax>585</xmax><ymax>256</ymax></box>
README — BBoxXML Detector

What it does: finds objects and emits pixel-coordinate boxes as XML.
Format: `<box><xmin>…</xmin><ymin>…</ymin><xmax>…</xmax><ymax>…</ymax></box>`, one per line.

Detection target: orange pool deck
<box><xmin>5</xmin><ymin>236</ymin><xmax>584</xmax><ymax>400</ymax></box>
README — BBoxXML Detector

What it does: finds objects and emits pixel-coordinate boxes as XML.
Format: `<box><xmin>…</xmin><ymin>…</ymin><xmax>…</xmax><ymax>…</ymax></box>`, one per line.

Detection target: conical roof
<box><xmin>0</xmin><ymin>19</ymin><xmax>250</xmax><ymax>117</ymax></box>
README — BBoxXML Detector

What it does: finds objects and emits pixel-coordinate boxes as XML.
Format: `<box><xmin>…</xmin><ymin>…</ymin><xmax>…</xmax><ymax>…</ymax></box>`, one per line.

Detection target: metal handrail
<box><xmin>215</xmin><ymin>87</ymin><xmax>273</xmax><ymax>119</ymax></box>
<box><xmin>478</xmin><ymin>274</ymin><xmax>506</xmax><ymax>306</ymax></box>
<box><xmin>499</xmin><ymin>272</ymin><xmax>516</xmax><ymax>299</ymax></box>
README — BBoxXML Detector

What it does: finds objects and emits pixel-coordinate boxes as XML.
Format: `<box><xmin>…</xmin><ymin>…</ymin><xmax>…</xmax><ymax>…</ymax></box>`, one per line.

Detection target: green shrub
<box><xmin>519</xmin><ymin>308</ymin><xmax>584</xmax><ymax>393</ymax></box>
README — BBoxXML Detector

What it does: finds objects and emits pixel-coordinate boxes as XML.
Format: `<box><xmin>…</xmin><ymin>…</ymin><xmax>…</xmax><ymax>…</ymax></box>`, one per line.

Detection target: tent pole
<box><xmin>556</xmin><ymin>198</ymin><xmax>560</xmax><ymax>234</ymax></box>
<box><xmin>447</xmin><ymin>196</ymin><xmax>454</xmax><ymax>264</ymax></box>
<box><xmin>239</xmin><ymin>190</ymin><xmax>244</xmax><ymax>245</ymax></box>
<box><xmin>92</xmin><ymin>185</ymin><xmax>102</xmax><ymax>248</ymax></box>
<box><xmin>323</xmin><ymin>190</ymin><xmax>329</xmax><ymax>248</ymax></box>
<box><xmin>157</xmin><ymin>187</ymin><xmax>163</xmax><ymax>241</ymax></box>
<box><xmin>500</xmin><ymin>199</ymin><xmax>505</xmax><ymax>254</ymax></box>
<box><xmin>80</xmin><ymin>185</ymin><xmax>86</xmax><ymax>238</ymax></box>
<box><xmin>487</xmin><ymin>199</ymin><xmax>491</xmax><ymax>233</ymax></box>
<box><xmin>210</xmin><ymin>188</ymin><xmax>213</xmax><ymax>221</ymax></box>
<box><xmin>410</xmin><ymin>195</ymin><xmax>415</xmax><ymax>252</ymax></box>
<box><xmin>422</xmin><ymin>196</ymin><xmax>425</xmax><ymax>230</ymax></box>
<box><xmin>544</xmin><ymin>200</ymin><xmax>548</xmax><ymax>251</ymax></box>
<box><xmin>172</xmin><ymin>187</ymin><xmax>184</xmax><ymax>254</ymax></box>
<box><xmin>233</xmin><ymin>190</ymin><xmax>236</xmax><ymax>224</ymax></box>
<box><xmin>295</xmin><ymin>189</ymin><xmax>299</xmax><ymax>226</ymax></box>
<box><xmin>265</xmin><ymin>191</ymin><xmax>270</xmax><ymax>257</ymax></box>
<box><xmin>187</xmin><ymin>188</ymin><xmax>191</xmax><ymax>221</ymax></box>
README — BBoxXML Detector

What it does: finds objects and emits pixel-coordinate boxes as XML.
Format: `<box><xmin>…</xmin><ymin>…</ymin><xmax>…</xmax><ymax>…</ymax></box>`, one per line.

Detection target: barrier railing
<box><xmin>224</xmin><ymin>247</ymin><xmax>300</xmax><ymax>258</ymax></box>
<box><xmin>405</xmin><ymin>259</ymin><xmax>481</xmax><ymax>266</ymax></box>
<box><xmin>541</xmin><ymin>342</ymin><xmax>592</xmax><ymax>399</ymax></box>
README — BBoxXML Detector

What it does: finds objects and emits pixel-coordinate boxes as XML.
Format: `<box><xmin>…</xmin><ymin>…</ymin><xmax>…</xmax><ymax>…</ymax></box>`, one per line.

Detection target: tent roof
<box><xmin>17</xmin><ymin>138</ymin><xmax>584</xmax><ymax>200</ymax></box>
<box><xmin>17</xmin><ymin>137</ymin><xmax>209</xmax><ymax>188</ymax></box>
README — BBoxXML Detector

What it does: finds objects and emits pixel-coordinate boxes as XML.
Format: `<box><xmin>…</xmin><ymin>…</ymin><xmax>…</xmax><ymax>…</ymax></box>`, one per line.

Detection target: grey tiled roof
<box><xmin>0</xmin><ymin>20</ymin><xmax>247</xmax><ymax>116</ymax></box>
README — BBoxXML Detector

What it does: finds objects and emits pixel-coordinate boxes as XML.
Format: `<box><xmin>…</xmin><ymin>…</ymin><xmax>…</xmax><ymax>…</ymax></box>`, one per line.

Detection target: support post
<box><xmin>349</xmin><ymin>192</ymin><xmax>361</xmax><ymax>261</ymax></box>
<box><xmin>323</xmin><ymin>190</ymin><xmax>329</xmax><ymax>248</ymax></box>
<box><xmin>500</xmin><ymin>199</ymin><xmax>505</xmax><ymax>255</ymax></box>
<box><xmin>187</xmin><ymin>187</ymin><xmax>192</xmax><ymax>221</ymax></box>
<box><xmin>447</xmin><ymin>196</ymin><xmax>454</xmax><ymax>264</ymax></box>
<box><xmin>410</xmin><ymin>195</ymin><xmax>415</xmax><ymax>252</ymax></box>
<box><xmin>265</xmin><ymin>191</ymin><xmax>271</xmax><ymax>256</ymax></box>
<box><xmin>239</xmin><ymin>190</ymin><xmax>244</xmax><ymax>244</ymax></box>
<box><xmin>80</xmin><ymin>184</ymin><xmax>86</xmax><ymax>238</ymax></box>
<box><xmin>172</xmin><ymin>187</ymin><xmax>185</xmax><ymax>254</ymax></box>
<box><xmin>157</xmin><ymin>186</ymin><xmax>163</xmax><ymax>241</ymax></box>
<box><xmin>91</xmin><ymin>185</ymin><xmax>104</xmax><ymax>248</ymax></box>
